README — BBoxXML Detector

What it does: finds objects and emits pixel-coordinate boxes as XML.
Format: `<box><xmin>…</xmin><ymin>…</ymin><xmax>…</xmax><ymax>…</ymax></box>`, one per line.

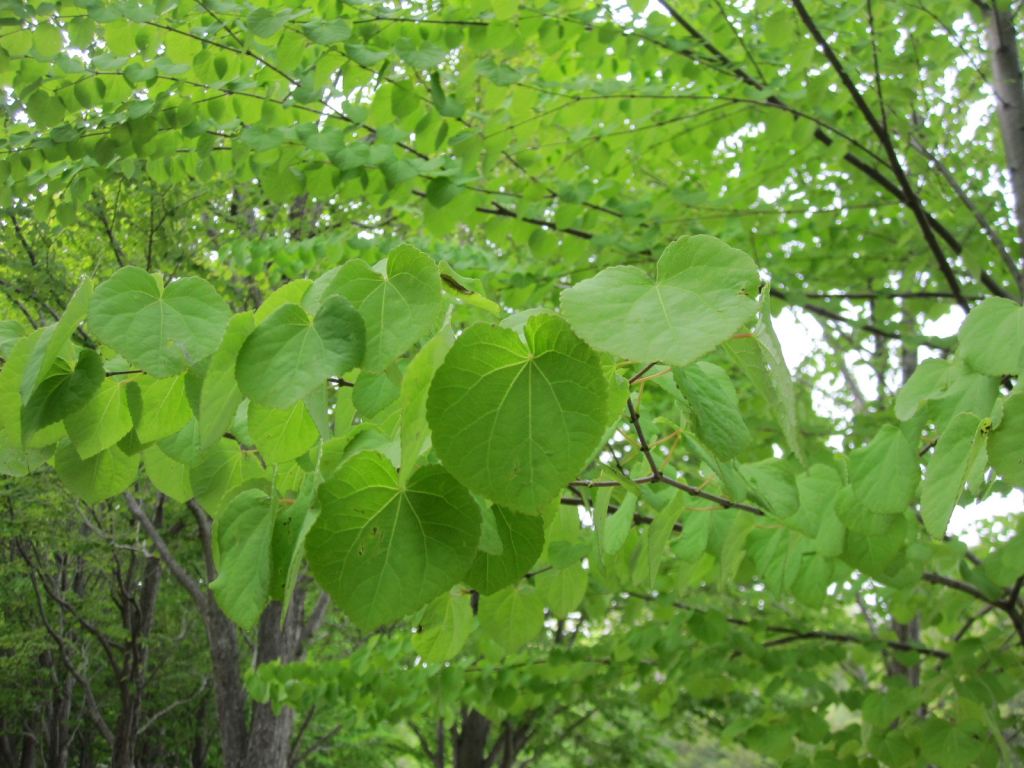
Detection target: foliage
<box><xmin>2</xmin><ymin>0</ymin><xmax>1024</xmax><ymax>766</ymax></box>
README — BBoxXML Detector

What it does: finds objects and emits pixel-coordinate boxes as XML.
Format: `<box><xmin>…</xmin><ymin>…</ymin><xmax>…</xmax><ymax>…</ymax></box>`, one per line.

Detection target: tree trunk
<box><xmin>133</xmin><ymin>497</ymin><xmax>318</xmax><ymax>768</ymax></box>
<box><xmin>986</xmin><ymin>1</ymin><xmax>1024</xmax><ymax>297</ymax></box>
<box><xmin>190</xmin><ymin>693</ymin><xmax>210</xmax><ymax>768</ymax></box>
<box><xmin>453</xmin><ymin>710</ymin><xmax>491</xmax><ymax>768</ymax></box>
<box><xmin>244</xmin><ymin>603</ymin><xmax>301</xmax><ymax>768</ymax></box>
<box><xmin>202</xmin><ymin>598</ymin><xmax>249</xmax><ymax>768</ymax></box>
<box><xmin>435</xmin><ymin>719</ymin><xmax>445</xmax><ymax>768</ymax></box>
<box><xmin>18</xmin><ymin>735</ymin><xmax>35</xmax><ymax>768</ymax></box>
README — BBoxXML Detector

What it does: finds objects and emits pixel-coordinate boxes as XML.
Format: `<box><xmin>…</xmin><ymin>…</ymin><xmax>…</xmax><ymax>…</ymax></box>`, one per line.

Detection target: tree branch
<box><xmin>909</xmin><ymin>135</ymin><xmax>1021</xmax><ymax>292</ymax></box>
<box><xmin>187</xmin><ymin>500</ymin><xmax>216</xmax><ymax>583</ymax></box>
<box><xmin>922</xmin><ymin>571</ymin><xmax>997</xmax><ymax>605</ymax></box>
<box><xmin>124</xmin><ymin>492</ymin><xmax>204</xmax><ymax>607</ymax></box>
<box><xmin>94</xmin><ymin>201</ymin><xmax>127</xmax><ymax>267</ymax></box>
<box><xmin>26</xmin><ymin>570</ymin><xmax>116</xmax><ymax>746</ymax></box>
<box><xmin>791</xmin><ymin>0</ymin><xmax>971</xmax><ymax>309</ymax></box>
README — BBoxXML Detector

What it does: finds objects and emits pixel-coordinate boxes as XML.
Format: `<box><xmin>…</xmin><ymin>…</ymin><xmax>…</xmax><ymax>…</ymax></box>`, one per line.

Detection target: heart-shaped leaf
<box><xmin>561</xmin><ymin>235</ymin><xmax>759</xmax><ymax>366</ymax></box>
<box><xmin>427</xmin><ymin>314</ymin><xmax>607</xmax><ymax>511</ymax></box>
<box><xmin>88</xmin><ymin>267</ymin><xmax>230</xmax><ymax>377</ymax></box>
<box><xmin>306</xmin><ymin>451</ymin><xmax>480</xmax><ymax>629</ymax></box>
<box><xmin>235</xmin><ymin>297</ymin><xmax>364</xmax><ymax>408</ymax></box>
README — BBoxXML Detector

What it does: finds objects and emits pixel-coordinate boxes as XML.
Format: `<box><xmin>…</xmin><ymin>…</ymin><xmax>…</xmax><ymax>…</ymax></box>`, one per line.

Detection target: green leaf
<box><xmin>672</xmin><ymin>507</ymin><xmax>710</xmax><ymax>562</ymax></box>
<box><xmin>427</xmin><ymin>314</ymin><xmax>607</xmax><ymax>511</ymax></box>
<box><xmin>22</xmin><ymin>348</ymin><xmax>104</xmax><ymax>439</ymax></box>
<box><xmin>197</xmin><ymin>313</ymin><xmax>254</xmax><ymax>449</ymax></box>
<box><xmin>477</xmin><ymin>584</ymin><xmax>544</xmax><ymax>654</ymax></box>
<box><xmin>674</xmin><ymin>361</ymin><xmax>750</xmax><ymax>459</ymax></box>
<box><xmin>982</xmin><ymin>533</ymin><xmax>1024</xmax><ymax>587</ymax></box>
<box><xmin>236</xmin><ymin>298</ymin><xmax>365</xmax><ymax>408</ymax></box>
<box><xmin>560</xmin><ymin>235</ymin><xmax>758</xmax><ymax>367</ymax></box>
<box><xmin>26</xmin><ymin>91</ymin><xmax>64</xmax><ymax>127</ymax></box>
<box><xmin>742</xmin><ymin>460</ymin><xmax>797</xmax><ymax>517</ymax></box>
<box><xmin>132</xmin><ymin>374</ymin><xmax>193</xmax><ymax>444</ymax></box>
<box><xmin>211</xmin><ymin>488</ymin><xmax>274</xmax><ymax>629</ymax></box>
<box><xmin>411</xmin><ymin>591</ymin><xmax>474</xmax><ymax>663</ymax></box>
<box><xmin>753</xmin><ymin>527</ymin><xmax>814</xmax><ymax>595</ymax></box>
<box><xmin>477</xmin><ymin>505</ymin><xmax>504</xmax><ymax>555</ymax></box>
<box><xmin>0</xmin><ymin>320</ymin><xmax>25</xmax><ymax>358</ymax></box>
<box><xmin>270</xmin><ymin>474</ymin><xmax>320</xmax><ymax>610</ymax></box>
<box><xmin>464</xmin><ymin>506</ymin><xmax>544</xmax><ymax>595</ymax></box>
<box><xmin>248</xmin><ymin>401</ymin><xmax>319</xmax><ymax>464</ymax></box>
<box><xmin>190</xmin><ymin>438</ymin><xmax>264</xmax><ymax>515</ymax></box>
<box><xmin>601</xmin><ymin>493</ymin><xmax>635</xmax><ymax>556</ymax></box>
<box><xmin>351</xmin><ymin>367</ymin><xmax>402</xmax><ymax>418</ymax></box>
<box><xmin>400</xmin><ymin>329</ymin><xmax>454</xmax><ymax>478</ymax></box>
<box><xmin>64</xmin><ymin>378</ymin><xmax>133</xmax><ymax>458</ymax></box>
<box><xmin>849</xmin><ymin>425</ymin><xmax>920</xmax><ymax>515</ymax></box>
<box><xmin>723</xmin><ymin>286</ymin><xmax>804</xmax><ymax>462</ymax></box>
<box><xmin>309</xmin><ymin>246</ymin><xmax>443</xmax><ymax>371</ymax></box>
<box><xmin>633</xmin><ymin>495</ymin><xmax>683</xmax><ymax>589</ymax></box>
<box><xmin>841</xmin><ymin>516</ymin><xmax>909</xmax><ymax>579</ymax></box>
<box><xmin>921</xmin><ymin>412</ymin><xmax>987</xmax><ymax>538</ymax></box>
<box><xmin>306</xmin><ymin>452</ymin><xmax>481</xmax><ymax>629</ymax></box>
<box><xmin>156</xmin><ymin>420</ymin><xmax>201</xmax><ymax>466</ymax></box>
<box><xmin>535</xmin><ymin>563</ymin><xmax>587</xmax><ymax>619</ymax></box>
<box><xmin>21</xmin><ymin>279</ymin><xmax>92</xmax><ymax>402</ymax></box>
<box><xmin>896</xmin><ymin>359</ymin><xmax>950</xmax><ymax>421</ymax></box>
<box><xmin>438</xmin><ymin>261</ymin><xmax>502</xmax><ymax>315</ymax></box>
<box><xmin>958</xmin><ymin>297</ymin><xmax>1024</xmax><ymax>376</ymax></box>
<box><xmin>54</xmin><ymin>441</ymin><xmax>139</xmax><ymax>504</ymax></box>
<box><xmin>989</xmin><ymin>394</ymin><xmax>1024</xmax><ymax>487</ymax></box>
<box><xmin>301</xmin><ymin>18</ymin><xmax>351</xmax><ymax>44</ymax></box>
<box><xmin>791</xmin><ymin>464</ymin><xmax>842</xmax><ymax>537</ymax></box>
<box><xmin>246</xmin><ymin>8</ymin><xmax>288</xmax><ymax>38</ymax></box>
<box><xmin>919</xmin><ymin>718</ymin><xmax>985</xmax><ymax>768</ymax></box>
<box><xmin>89</xmin><ymin>267</ymin><xmax>230</xmax><ymax>377</ymax></box>
<box><xmin>0</xmin><ymin>333</ymin><xmax>52</xmax><ymax>476</ymax></box>
<box><xmin>790</xmin><ymin>554</ymin><xmax>834</xmax><ymax>608</ymax></box>
<box><xmin>254</xmin><ymin>280</ymin><xmax>311</xmax><ymax>325</ymax></box>
<box><xmin>143</xmin><ymin>445</ymin><xmax>193</xmax><ymax>503</ymax></box>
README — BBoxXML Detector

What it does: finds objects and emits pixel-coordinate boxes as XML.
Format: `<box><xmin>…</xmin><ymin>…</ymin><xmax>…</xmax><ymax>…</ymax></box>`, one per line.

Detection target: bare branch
<box><xmin>124</xmin><ymin>492</ymin><xmax>204</xmax><ymax>607</ymax></box>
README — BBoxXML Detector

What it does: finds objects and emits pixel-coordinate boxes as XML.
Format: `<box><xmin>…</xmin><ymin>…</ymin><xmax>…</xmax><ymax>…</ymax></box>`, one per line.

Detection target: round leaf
<box><xmin>849</xmin><ymin>425</ymin><xmax>920</xmax><ymax>516</ymax></box>
<box><xmin>210</xmin><ymin>488</ymin><xmax>274</xmax><ymax>629</ymax></box>
<box><xmin>427</xmin><ymin>314</ymin><xmax>607</xmax><ymax>511</ymax></box>
<box><xmin>307</xmin><ymin>451</ymin><xmax>480</xmax><ymax>630</ymax></box>
<box><xmin>64</xmin><ymin>378</ymin><xmax>133</xmax><ymax>459</ymax></box>
<box><xmin>248</xmin><ymin>400</ymin><xmax>319</xmax><ymax>464</ymax></box>
<box><xmin>990</xmin><ymin>395</ymin><xmax>1024</xmax><ymax>487</ymax></box>
<box><xmin>921</xmin><ymin>412</ymin><xmax>986</xmax><ymax>538</ymax></box>
<box><xmin>477</xmin><ymin>584</ymin><xmax>544</xmax><ymax>655</ymax></box>
<box><xmin>54</xmin><ymin>441</ymin><xmax>139</xmax><ymax>504</ymax></box>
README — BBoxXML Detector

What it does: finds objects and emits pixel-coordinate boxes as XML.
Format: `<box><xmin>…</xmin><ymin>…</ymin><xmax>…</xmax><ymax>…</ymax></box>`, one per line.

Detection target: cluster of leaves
<box><xmin>3</xmin><ymin>0</ymin><xmax>1024</xmax><ymax>765</ymax></box>
<box><xmin>0</xmin><ymin>236</ymin><xmax>753</xmax><ymax>629</ymax></box>
<box><xmin>3</xmin><ymin>227</ymin><xmax>1023</xmax><ymax>764</ymax></box>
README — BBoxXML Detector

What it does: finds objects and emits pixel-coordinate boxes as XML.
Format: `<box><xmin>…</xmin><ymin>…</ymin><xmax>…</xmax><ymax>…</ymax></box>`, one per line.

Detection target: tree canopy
<box><xmin>1</xmin><ymin>1</ymin><xmax>1023</xmax><ymax>767</ymax></box>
